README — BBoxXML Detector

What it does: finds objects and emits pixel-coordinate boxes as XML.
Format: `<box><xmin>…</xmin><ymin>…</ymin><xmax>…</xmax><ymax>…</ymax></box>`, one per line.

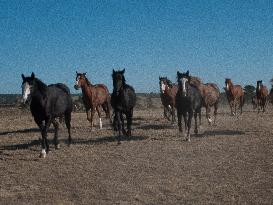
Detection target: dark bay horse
<box><xmin>111</xmin><ymin>69</ymin><xmax>136</xmax><ymax>144</ymax></box>
<box><xmin>74</xmin><ymin>72</ymin><xmax>111</xmax><ymax>130</ymax></box>
<box><xmin>176</xmin><ymin>71</ymin><xmax>202</xmax><ymax>142</ymax></box>
<box><xmin>190</xmin><ymin>76</ymin><xmax>220</xmax><ymax>125</ymax></box>
<box><xmin>21</xmin><ymin>72</ymin><xmax>72</xmax><ymax>158</ymax></box>
<box><xmin>159</xmin><ymin>76</ymin><xmax>178</xmax><ymax>123</ymax></box>
<box><xmin>225</xmin><ymin>78</ymin><xmax>244</xmax><ymax>115</ymax></box>
<box><xmin>256</xmin><ymin>80</ymin><xmax>269</xmax><ymax>112</ymax></box>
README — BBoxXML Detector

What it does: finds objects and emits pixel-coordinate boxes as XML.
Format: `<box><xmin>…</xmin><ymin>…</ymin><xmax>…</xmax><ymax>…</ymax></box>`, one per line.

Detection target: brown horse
<box><xmin>190</xmin><ymin>76</ymin><xmax>220</xmax><ymax>125</ymax></box>
<box><xmin>74</xmin><ymin>72</ymin><xmax>111</xmax><ymax>129</ymax></box>
<box><xmin>225</xmin><ymin>78</ymin><xmax>244</xmax><ymax>115</ymax></box>
<box><xmin>256</xmin><ymin>80</ymin><xmax>269</xmax><ymax>112</ymax></box>
<box><xmin>159</xmin><ymin>77</ymin><xmax>178</xmax><ymax>124</ymax></box>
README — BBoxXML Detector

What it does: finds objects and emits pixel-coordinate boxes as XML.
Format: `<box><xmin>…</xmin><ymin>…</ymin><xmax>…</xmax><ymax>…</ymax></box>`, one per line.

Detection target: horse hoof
<box><xmin>39</xmin><ymin>151</ymin><xmax>46</xmax><ymax>158</ymax></box>
<box><xmin>55</xmin><ymin>144</ymin><xmax>61</xmax><ymax>149</ymax></box>
<box><xmin>126</xmin><ymin>130</ymin><xmax>131</xmax><ymax>136</ymax></box>
<box><xmin>117</xmin><ymin>141</ymin><xmax>121</xmax><ymax>145</ymax></box>
<box><xmin>188</xmin><ymin>138</ymin><xmax>191</xmax><ymax>142</ymax></box>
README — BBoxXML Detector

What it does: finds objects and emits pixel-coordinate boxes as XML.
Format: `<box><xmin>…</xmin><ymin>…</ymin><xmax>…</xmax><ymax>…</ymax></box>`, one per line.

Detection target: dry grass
<box><xmin>0</xmin><ymin>105</ymin><xmax>273</xmax><ymax>204</ymax></box>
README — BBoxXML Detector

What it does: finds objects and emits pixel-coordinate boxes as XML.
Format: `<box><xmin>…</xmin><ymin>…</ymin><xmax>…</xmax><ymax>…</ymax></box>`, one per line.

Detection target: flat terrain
<box><xmin>0</xmin><ymin>105</ymin><xmax>273</xmax><ymax>204</ymax></box>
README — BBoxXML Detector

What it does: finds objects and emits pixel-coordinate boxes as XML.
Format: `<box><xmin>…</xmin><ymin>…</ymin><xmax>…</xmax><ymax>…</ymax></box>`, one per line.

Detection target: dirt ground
<box><xmin>0</xmin><ymin>104</ymin><xmax>273</xmax><ymax>205</ymax></box>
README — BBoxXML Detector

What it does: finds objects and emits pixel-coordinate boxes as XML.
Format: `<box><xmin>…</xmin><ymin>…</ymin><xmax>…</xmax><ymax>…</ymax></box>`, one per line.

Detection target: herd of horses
<box><xmin>21</xmin><ymin>70</ymin><xmax>273</xmax><ymax>158</ymax></box>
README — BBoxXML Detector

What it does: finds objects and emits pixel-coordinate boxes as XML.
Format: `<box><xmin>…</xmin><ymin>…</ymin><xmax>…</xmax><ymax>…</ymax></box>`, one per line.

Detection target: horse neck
<box><xmin>81</xmin><ymin>80</ymin><xmax>94</xmax><ymax>94</ymax></box>
<box><xmin>31</xmin><ymin>80</ymin><xmax>48</xmax><ymax>106</ymax></box>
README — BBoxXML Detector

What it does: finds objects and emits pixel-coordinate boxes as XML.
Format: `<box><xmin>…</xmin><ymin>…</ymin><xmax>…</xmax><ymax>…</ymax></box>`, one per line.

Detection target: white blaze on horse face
<box><xmin>22</xmin><ymin>82</ymin><xmax>31</xmax><ymax>103</ymax></box>
<box><xmin>181</xmin><ymin>77</ymin><xmax>188</xmax><ymax>94</ymax></box>
<box><xmin>161</xmin><ymin>81</ymin><xmax>166</xmax><ymax>93</ymax></box>
<box><xmin>75</xmin><ymin>76</ymin><xmax>80</xmax><ymax>87</ymax></box>
<box><xmin>99</xmin><ymin>118</ymin><xmax>102</xmax><ymax>129</ymax></box>
<box><xmin>226</xmin><ymin>83</ymin><xmax>229</xmax><ymax>91</ymax></box>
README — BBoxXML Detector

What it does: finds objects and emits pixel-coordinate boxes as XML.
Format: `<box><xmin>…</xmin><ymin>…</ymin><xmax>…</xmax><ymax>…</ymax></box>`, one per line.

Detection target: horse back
<box><xmin>233</xmin><ymin>85</ymin><xmax>244</xmax><ymax>97</ymax></box>
<box><xmin>46</xmin><ymin>85</ymin><xmax>73</xmax><ymax>115</ymax></box>
<box><xmin>260</xmin><ymin>85</ymin><xmax>269</xmax><ymax>97</ymax></box>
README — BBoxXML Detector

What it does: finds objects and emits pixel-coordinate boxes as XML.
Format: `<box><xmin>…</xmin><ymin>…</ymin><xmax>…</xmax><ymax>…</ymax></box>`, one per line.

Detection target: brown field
<box><xmin>0</xmin><ymin>104</ymin><xmax>273</xmax><ymax>204</ymax></box>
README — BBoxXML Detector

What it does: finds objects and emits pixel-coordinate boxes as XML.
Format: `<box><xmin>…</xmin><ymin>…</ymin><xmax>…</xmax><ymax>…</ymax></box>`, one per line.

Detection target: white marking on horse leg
<box><xmin>40</xmin><ymin>149</ymin><xmax>46</xmax><ymax>158</ymax></box>
<box><xmin>188</xmin><ymin>134</ymin><xmax>191</xmax><ymax>142</ymax></box>
<box><xmin>99</xmin><ymin>118</ymin><xmax>102</xmax><ymax>129</ymax></box>
<box><xmin>208</xmin><ymin>117</ymin><xmax>212</xmax><ymax>123</ymax></box>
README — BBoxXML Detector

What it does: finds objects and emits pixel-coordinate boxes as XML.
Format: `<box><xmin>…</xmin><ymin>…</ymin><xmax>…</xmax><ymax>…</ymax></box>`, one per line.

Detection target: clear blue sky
<box><xmin>1</xmin><ymin>0</ymin><xmax>273</xmax><ymax>94</ymax></box>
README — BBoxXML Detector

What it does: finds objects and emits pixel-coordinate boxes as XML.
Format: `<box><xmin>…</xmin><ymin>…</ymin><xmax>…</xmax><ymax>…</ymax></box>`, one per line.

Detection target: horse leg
<box><xmin>115</xmin><ymin>111</ymin><xmax>122</xmax><ymax>144</ymax></box>
<box><xmin>102</xmin><ymin>102</ymin><xmax>112</xmax><ymax>124</ymax></box>
<box><xmin>187</xmin><ymin>111</ymin><xmax>193</xmax><ymax>142</ymax></box>
<box><xmin>206</xmin><ymin>106</ymin><xmax>212</xmax><ymax>125</ymax></box>
<box><xmin>171</xmin><ymin>106</ymin><xmax>176</xmax><ymax>125</ymax></box>
<box><xmin>120</xmin><ymin>113</ymin><xmax>126</xmax><ymax>136</ymax></box>
<box><xmin>213</xmin><ymin>102</ymin><xmax>218</xmax><ymax>126</ymax></box>
<box><xmin>177</xmin><ymin>112</ymin><xmax>182</xmax><ymax>137</ymax></box>
<box><xmin>194</xmin><ymin>110</ymin><xmax>198</xmax><ymax>135</ymax></box>
<box><xmin>126</xmin><ymin>109</ymin><xmax>133</xmax><ymax>136</ymax></box>
<box><xmin>40</xmin><ymin>117</ymin><xmax>52</xmax><ymax>158</ymax></box>
<box><xmin>65</xmin><ymin>111</ymin><xmax>72</xmax><ymax>145</ymax></box>
<box><xmin>96</xmin><ymin>106</ymin><xmax>103</xmax><ymax>129</ymax></box>
<box><xmin>182</xmin><ymin>112</ymin><xmax>188</xmax><ymax>141</ymax></box>
<box><xmin>52</xmin><ymin>119</ymin><xmax>60</xmax><ymax>149</ymax></box>
<box><xmin>90</xmin><ymin>108</ymin><xmax>95</xmax><ymax>130</ymax></box>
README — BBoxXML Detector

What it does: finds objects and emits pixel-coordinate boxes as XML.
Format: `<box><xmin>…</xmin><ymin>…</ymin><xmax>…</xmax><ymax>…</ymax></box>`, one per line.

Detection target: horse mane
<box><xmin>190</xmin><ymin>76</ymin><xmax>202</xmax><ymax>87</ymax></box>
<box><xmin>34</xmin><ymin>78</ymin><xmax>47</xmax><ymax>94</ymax></box>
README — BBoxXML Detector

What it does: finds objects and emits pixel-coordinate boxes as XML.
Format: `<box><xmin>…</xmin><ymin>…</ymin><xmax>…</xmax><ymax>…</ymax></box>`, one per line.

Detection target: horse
<box><xmin>189</xmin><ymin>76</ymin><xmax>220</xmax><ymax>125</ymax></box>
<box><xmin>159</xmin><ymin>76</ymin><xmax>178</xmax><ymax>124</ymax></box>
<box><xmin>111</xmin><ymin>69</ymin><xmax>136</xmax><ymax>144</ymax></box>
<box><xmin>256</xmin><ymin>80</ymin><xmax>269</xmax><ymax>112</ymax></box>
<box><xmin>74</xmin><ymin>72</ymin><xmax>111</xmax><ymax>130</ymax></box>
<box><xmin>21</xmin><ymin>72</ymin><xmax>73</xmax><ymax>158</ymax></box>
<box><xmin>224</xmin><ymin>78</ymin><xmax>244</xmax><ymax>115</ymax></box>
<box><xmin>176</xmin><ymin>70</ymin><xmax>202</xmax><ymax>142</ymax></box>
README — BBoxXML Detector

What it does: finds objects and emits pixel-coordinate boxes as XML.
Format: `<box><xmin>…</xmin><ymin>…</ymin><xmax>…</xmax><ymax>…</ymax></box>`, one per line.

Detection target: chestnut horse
<box><xmin>256</xmin><ymin>80</ymin><xmax>269</xmax><ymax>112</ymax></box>
<box><xmin>190</xmin><ymin>76</ymin><xmax>220</xmax><ymax>125</ymax></box>
<box><xmin>74</xmin><ymin>72</ymin><xmax>111</xmax><ymax>129</ymax></box>
<box><xmin>225</xmin><ymin>78</ymin><xmax>244</xmax><ymax>115</ymax></box>
<box><xmin>159</xmin><ymin>77</ymin><xmax>178</xmax><ymax>124</ymax></box>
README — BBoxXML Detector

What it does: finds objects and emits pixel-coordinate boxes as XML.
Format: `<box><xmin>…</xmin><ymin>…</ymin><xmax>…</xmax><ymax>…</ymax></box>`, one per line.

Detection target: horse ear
<box><xmin>83</xmin><ymin>72</ymin><xmax>87</xmax><ymax>76</ymax></box>
<box><xmin>112</xmin><ymin>69</ymin><xmax>115</xmax><ymax>74</ymax></box>
<box><xmin>31</xmin><ymin>72</ymin><xmax>35</xmax><ymax>79</ymax></box>
<box><xmin>76</xmin><ymin>71</ymin><xmax>78</xmax><ymax>75</ymax></box>
<box><xmin>121</xmin><ymin>69</ymin><xmax>125</xmax><ymax>74</ymax></box>
<box><xmin>177</xmin><ymin>71</ymin><xmax>181</xmax><ymax>76</ymax></box>
<box><xmin>21</xmin><ymin>74</ymin><xmax>25</xmax><ymax>81</ymax></box>
<box><xmin>186</xmin><ymin>70</ymin><xmax>189</xmax><ymax>76</ymax></box>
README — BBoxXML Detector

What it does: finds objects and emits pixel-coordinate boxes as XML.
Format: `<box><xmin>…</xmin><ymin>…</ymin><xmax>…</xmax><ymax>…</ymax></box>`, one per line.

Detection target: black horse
<box><xmin>176</xmin><ymin>70</ymin><xmax>202</xmax><ymax>142</ymax></box>
<box><xmin>111</xmin><ymin>69</ymin><xmax>136</xmax><ymax>144</ymax></box>
<box><xmin>21</xmin><ymin>72</ymin><xmax>73</xmax><ymax>158</ymax></box>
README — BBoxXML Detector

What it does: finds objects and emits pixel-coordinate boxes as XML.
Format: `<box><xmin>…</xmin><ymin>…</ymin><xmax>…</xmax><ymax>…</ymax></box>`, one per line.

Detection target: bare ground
<box><xmin>0</xmin><ymin>105</ymin><xmax>273</xmax><ymax>204</ymax></box>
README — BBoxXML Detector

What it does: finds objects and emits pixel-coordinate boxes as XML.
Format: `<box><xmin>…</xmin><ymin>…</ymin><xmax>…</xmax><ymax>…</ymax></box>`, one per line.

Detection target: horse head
<box><xmin>256</xmin><ymin>80</ymin><xmax>263</xmax><ymax>92</ymax></box>
<box><xmin>74</xmin><ymin>72</ymin><xmax>87</xmax><ymax>90</ymax></box>
<box><xmin>112</xmin><ymin>69</ymin><xmax>125</xmax><ymax>95</ymax></box>
<box><xmin>225</xmin><ymin>78</ymin><xmax>232</xmax><ymax>91</ymax></box>
<box><xmin>159</xmin><ymin>76</ymin><xmax>170</xmax><ymax>93</ymax></box>
<box><xmin>177</xmin><ymin>70</ymin><xmax>190</xmax><ymax>97</ymax></box>
<box><xmin>21</xmin><ymin>72</ymin><xmax>35</xmax><ymax>104</ymax></box>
